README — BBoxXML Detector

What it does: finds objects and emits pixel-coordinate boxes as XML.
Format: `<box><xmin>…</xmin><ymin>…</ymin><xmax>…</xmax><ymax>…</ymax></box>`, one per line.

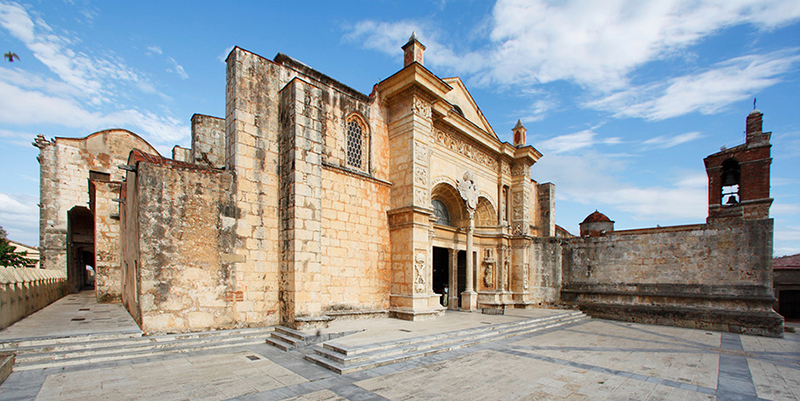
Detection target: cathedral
<box><xmin>35</xmin><ymin>35</ymin><xmax>782</xmax><ymax>337</ymax></box>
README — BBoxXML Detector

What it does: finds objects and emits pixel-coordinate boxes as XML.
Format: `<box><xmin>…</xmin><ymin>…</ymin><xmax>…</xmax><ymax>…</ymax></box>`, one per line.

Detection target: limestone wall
<box><xmin>225</xmin><ymin>49</ymin><xmax>284</xmax><ymax>327</ymax></box>
<box><xmin>35</xmin><ymin>130</ymin><xmax>159</xmax><ymax>292</ymax></box>
<box><xmin>91</xmin><ymin>180</ymin><xmax>123</xmax><ymax>302</ymax></box>
<box><xmin>320</xmin><ymin>168</ymin><xmax>392</xmax><ymax>311</ymax></box>
<box><xmin>130</xmin><ymin>161</ymin><xmax>235</xmax><ymax>333</ymax></box>
<box><xmin>561</xmin><ymin>218</ymin><xmax>783</xmax><ymax>336</ymax></box>
<box><xmin>191</xmin><ymin>114</ymin><xmax>226</xmax><ymax>168</ymax></box>
<box><xmin>0</xmin><ymin>267</ymin><xmax>67</xmax><ymax>330</ymax></box>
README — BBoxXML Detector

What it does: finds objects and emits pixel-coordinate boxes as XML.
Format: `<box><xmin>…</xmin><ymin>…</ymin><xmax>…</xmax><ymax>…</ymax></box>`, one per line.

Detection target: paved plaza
<box><xmin>1</xmin><ymin>294</ymin><xmax>799</xmax><ymax>400</ymax></box>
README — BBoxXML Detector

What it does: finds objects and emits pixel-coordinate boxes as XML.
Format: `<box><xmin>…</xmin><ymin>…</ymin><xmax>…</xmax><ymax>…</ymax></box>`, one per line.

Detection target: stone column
<box><xmin>458</xmin><ymin>171</ymin><xmax>478</xmax><ymax>311</ymax></box>
<box><xmin>449</xmin><ymin>248</ymin><xmax>458</xmax><ymax>309</ymax></box>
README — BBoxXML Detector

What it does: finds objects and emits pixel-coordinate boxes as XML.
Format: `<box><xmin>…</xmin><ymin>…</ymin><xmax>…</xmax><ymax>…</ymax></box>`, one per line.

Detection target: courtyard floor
<box><xmin>1</xmin><ymin>293</ymin><xmax>799</xmax><ymax>400</ymax></box>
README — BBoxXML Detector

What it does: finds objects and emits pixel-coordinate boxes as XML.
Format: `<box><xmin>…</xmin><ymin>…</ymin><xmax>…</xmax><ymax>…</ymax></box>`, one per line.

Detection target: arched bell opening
<box><xmin>720</xmin><ymin>159</ymin><xmax>741</xmax><ymax>206</ymax></box>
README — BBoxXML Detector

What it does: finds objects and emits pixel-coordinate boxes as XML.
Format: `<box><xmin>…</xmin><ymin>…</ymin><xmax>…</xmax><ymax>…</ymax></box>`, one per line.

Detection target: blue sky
<box><xmin>0</xmin><ymin>1</ymin><xmax>798</xmax><ymax>256</ymax></box>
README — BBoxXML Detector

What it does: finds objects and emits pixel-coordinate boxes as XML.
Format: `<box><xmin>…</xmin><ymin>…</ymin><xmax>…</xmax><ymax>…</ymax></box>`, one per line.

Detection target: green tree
<box><xmin>0</xmin><ymin>226</ymin><xmax>36</xmax><ymax>268</ymax></box>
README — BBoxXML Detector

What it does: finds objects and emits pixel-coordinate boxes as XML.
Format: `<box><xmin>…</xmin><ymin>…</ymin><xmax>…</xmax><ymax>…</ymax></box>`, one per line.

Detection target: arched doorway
<box><xmin>67</xmin><ymin>206</ymin><xmax>94</xmax><ymax>293</ymax></box>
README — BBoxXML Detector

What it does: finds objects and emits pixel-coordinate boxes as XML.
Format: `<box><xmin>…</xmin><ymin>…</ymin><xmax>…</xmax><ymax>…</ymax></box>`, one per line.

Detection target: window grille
<box><xmin>346</xmin><ymin>117</ymin><xmax>365</xmax><ymax>169</ymax></box>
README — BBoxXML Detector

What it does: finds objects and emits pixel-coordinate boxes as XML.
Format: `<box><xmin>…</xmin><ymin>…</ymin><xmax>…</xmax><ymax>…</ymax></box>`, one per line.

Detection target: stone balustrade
<box><xmin>0</xmin><ymin>267</ymin><xmax>67</xmax><ymax>330</ymax></box>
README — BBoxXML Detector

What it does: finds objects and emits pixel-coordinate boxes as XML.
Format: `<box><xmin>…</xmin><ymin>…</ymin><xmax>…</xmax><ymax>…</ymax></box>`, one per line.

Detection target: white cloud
<box><xmin>146</xmin><ymin>45</ymin><xmax>163</xmax><ymax>55</ymax></box>
<box><xmin>773</xmin><ymin>203</ymin><xmax>800</xmax><ymax>216</ymax></box>
<box><xmin>533</xmin><ymin>151</ymin><xmax>707</xmax><ymax>222</ymax></box>
<box><xmin>0</xmin><ymin>2</ymin><xmax>154</xmax><ymax>104</ymax></box>
<box><xmin>345</xmin><ymin>0</ymin><xmax>800</xmax><ymax>120</ymax></box>
<box><xmin>0</xmin><ymin>191</ymin><xmax>39</xmax><ymax>245</ymax></box>
<box><xmin>343</xmin><ymin>20</ymin><xmax>486</xmax><ymax>76</ymax></box>
<box><xmin>217</xmin><ymin>46</ymin><xmax>234</xmax><ymax>63</ymax></box>
<box><xmin>537</xmin><ymin>130</ymin><xmax>622</xmax><ymax>155</ymax></box>
<box><xmin>588</xmin><ymin>51</ymin><xmax>800</xmax><ymax>120</ymax></box>
<box><xmin>0</xmin><ymin>2</ymin><xmax>187</xmax><ymax>147</ymax></box>
<box><xmin>167</xmin><ymin>57</ymin><xmax>189</xmax><ymax>80</ymax></box>
<box><xmin>0</xmin><ymin>81</ymin><xmax>188</xmax><ymax>145</ymax></box>
<box><xmin>487</xmin><ymin>0</ymin><xmax>800</xmax><ymax>89</ymax></box>
<box><xmin>642</xmin><ymin>131</ymin><xmax>704</xmax><ymax>149</ymax></box>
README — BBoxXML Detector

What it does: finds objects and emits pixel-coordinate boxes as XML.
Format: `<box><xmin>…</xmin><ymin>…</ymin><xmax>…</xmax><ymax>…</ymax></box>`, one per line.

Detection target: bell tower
<box><xmin>704</xmin><ymin>109</ymin><xmax>772</xmax><ymax>221</ymax></box>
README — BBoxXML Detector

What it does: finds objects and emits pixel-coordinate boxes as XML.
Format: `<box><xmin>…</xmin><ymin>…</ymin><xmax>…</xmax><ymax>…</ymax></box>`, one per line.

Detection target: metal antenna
<box><xmin>753</xmin><ymin>97</ymin><xmax>757</xmax><ymax>110</ymax></box>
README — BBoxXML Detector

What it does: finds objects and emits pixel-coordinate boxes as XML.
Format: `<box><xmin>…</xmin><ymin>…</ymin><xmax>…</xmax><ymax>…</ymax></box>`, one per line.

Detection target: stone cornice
<box><xmin>378</xmin><ymin>62</ymin><xmax>453</xmax><ymax>105</ymax></box>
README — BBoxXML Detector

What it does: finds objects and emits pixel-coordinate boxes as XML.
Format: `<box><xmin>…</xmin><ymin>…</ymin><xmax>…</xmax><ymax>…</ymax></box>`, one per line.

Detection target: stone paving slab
<box><xmin>317</xmin><ymin>308</ymin><xmax>570</xmax><ymax>347</ymax></box>
<box><xmin>2</xmin><ymin>296</ymin><xmax>800</xmax><ymax>400</ymax></box>
<box><xmin>0</xmin><ymin>291</ymin><xmax>141</xmax><ymax>342</ymax></box>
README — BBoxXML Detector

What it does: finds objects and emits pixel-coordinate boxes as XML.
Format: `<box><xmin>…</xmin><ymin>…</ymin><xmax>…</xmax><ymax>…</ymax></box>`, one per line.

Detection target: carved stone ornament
<box><xmin>415</xmin><ymin>188</ymin><xmax>428</xmax><ymax>205</ymax></box>
<box><xmin>511</xmin><ymin>163</ymin><xmax>529</xmax><ymax>177</ymax></box>
<box><xmin>457</xmin><ymin>171</ymin><xmax>478</xmax><ymax>210</ymax></box>
<box><xmin>523</xmin><ymin>263</ymin><xmax>529</xmax><ymax>290</ymax></box>
<box><xmin>414</xmin><ymin>143</ymin><xmax>428</xmax><ymax>164</ymax></box>
<box><xmin>501</xmin><ymin>161</ymin><xmax>511</xmax><ymax>175</ymax></box>
<box><xmin>414</xmin><ymin>167</ymin><xmax>427</xmax><ymax>186</ymax></box>
<box><xmin>434</xmin><ymin>129</ymin><xmax>498</xmax><ymax>170</ymax></box>
<box><xmin>412</xmin><ymin>97</ymin><xmax>432</xmax><ymax>119</ymax></box>
<box><xmin>483</xmin><ymin>249</ymin><xmax>495</xmax><ymax>287</ymax></box>
<box><xmin>414</xmin><ymin>252</ymin><xmax>426</xmax><ymax>294</ymax></box>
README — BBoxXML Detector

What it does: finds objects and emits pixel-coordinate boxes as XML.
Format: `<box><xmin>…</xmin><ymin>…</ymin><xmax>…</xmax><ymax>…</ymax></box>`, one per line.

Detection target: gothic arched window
<box><xmin>346</xmin><ymin>115</ymin><xmax>367</xmax><ymax>170</ymax></box>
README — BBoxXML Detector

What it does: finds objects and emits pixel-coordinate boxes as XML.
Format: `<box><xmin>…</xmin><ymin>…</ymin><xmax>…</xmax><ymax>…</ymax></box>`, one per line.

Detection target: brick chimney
<box><xmin>402</xmin><ymin>32</ymin><xmax>425</xmax><ymax>67</ymax></box>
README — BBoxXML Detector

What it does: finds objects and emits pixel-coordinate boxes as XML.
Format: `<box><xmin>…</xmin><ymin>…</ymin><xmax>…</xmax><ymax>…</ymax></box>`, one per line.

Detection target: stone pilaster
<box><xmin>278</xmin><ymin>78</ymin><xmax>325</xmax><ymax>326</ymax></box>
<box><xmin>224</xmin><ymin>48</ymin><xmax>282</xmax><ymax>326</ymax></box>
<box><xmin>386</xmin><ymin>92</ymin><xmax>442</xmax><ymax>320</ymax></box>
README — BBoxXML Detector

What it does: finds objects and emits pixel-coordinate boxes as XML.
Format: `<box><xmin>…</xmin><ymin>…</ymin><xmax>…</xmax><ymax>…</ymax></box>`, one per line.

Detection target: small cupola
<box><xmin>402</xmin><ymin>32</ymin><xmax>426</xmax><ymax>67</ymax></box>
<box><xmin>579</xmin><ymin>210</ymin><xmax>615</xmax><ymax>237</ymax></box>
<box><xmin>512</xmin><ymin>120</ymin><xmax>527</xmax><ymax>147</ymax></box>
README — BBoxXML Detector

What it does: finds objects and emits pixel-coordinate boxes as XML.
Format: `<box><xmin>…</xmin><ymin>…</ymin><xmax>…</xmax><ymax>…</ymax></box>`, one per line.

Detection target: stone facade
<box><xmin>34</xmin><ymin>130</ymin><xmax>160</xmax><ymax>297</ymax></box>
<box><xmin>36</xmin><ymin>36</ymin><xmax>780</xmax><ymax>336</ymax></box>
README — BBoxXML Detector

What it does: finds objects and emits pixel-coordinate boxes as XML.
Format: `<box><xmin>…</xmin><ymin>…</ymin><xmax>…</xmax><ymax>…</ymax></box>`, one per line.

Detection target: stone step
<box><xmin>0</xmin><ymin>330</ymin><xmax>144</xmax><ymax>350</ymax></box>
<box><xmin>265</xmin><ymin>336</ymin><xmax>296</xmax><ymax>351</ymax></box>
<box><xmin>305</xmin><ymin>311</ymin><xmax>587</xmax><ymax>374</ymax></box>
<box><xmin>315</xmin><ymin>313</ymin><xmax>585</xmax><ymax>366</ymax></box>
<box><xmin>323</xmin><ymin>310</ymin><xmax>583</xmax><ymax>356</ymax></box>
<box><xmin>6</xmin><ymin>326</ymin><xmax>276</xmax><ymax>371</ymax></box>
<box><xmin>6</xmin><ymin>326</ymin><xmax>275</xmax><ymax>356</ymax></box>
<box><xmin>15</xmin><ymin>338</ymin><xmax>268</xmax><ymax>371</ymax></box>
<box><xmin>16</xmin><ymin>331</ymin><xmax>271</xmax><ymax>364</ymax></box>
<box><xmin>265</xmin><ymin>325</ymin><xmax>363</xmax><ymax>352</ymax></box>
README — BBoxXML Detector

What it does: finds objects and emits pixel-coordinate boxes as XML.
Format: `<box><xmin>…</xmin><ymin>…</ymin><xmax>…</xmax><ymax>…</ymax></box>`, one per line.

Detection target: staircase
<box><xmin>266</xmin><ymin>325</ymin><xmax>361</xmax><ymax>351</ymax></box>
<box><xmin>305</xmin><ymin>310</ymin><xmax>587</xmax><ymax>374</ymax></box>
<box><xmin>0</xmin><ymin>326</ymin><xmax>275</xmax><ymax>371</ymax></box>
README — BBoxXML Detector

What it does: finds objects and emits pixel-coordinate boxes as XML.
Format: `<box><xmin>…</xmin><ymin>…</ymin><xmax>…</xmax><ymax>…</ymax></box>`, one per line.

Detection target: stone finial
<box><xmin>32</xmin><ymin>134</ymin><xmax>52</xmax><ymax>149</ymax></box>
<box><xmin>402</xmin><ymin>32</ymin><xmax>426</xmax><ymax>67</ymax></box>
<box><xmin>512</xmin><ymin>120</ymin><xmax>527</xmax><ymax>147</ymax></box>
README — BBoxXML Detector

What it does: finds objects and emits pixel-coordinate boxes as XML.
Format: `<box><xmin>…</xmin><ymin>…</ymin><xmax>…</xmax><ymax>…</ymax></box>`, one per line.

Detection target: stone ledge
<box><xmin>576</xmin><ymin>302</ymin><xmax>784</xmax><ymax>338</ymax></box>
<box><xmin>389</xmin><ymin>308</ymin><xmax>445</xmax><ymax>321</ymax></box>
<box><xmin>0</xmin><ymin>352</ymin><xmax>14</xmax><ymax>386</ymax></box>
<box><xmin>561</xmin><ymin>284</ymin><xmax>776</xmax><ymax>302</ymax></box>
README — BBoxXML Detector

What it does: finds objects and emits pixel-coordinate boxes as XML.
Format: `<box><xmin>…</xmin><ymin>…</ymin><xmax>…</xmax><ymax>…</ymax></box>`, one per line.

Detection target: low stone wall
<box><xmin>560</xmin><ymin>218</ymin><xmax>783</xmax><ymax>337</ymax></box>
<box><xmin>0</xmin><ymin>267</ymin><xmax>67</xmax><ymax>330</ymax></box>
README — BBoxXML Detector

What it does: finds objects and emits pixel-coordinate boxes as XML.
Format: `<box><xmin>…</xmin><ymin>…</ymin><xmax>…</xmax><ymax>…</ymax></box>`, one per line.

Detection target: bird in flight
<box><xmin>4</xmin><ymin>52</ymin><xmax>20</xmax><ymax>62</ymax></box>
